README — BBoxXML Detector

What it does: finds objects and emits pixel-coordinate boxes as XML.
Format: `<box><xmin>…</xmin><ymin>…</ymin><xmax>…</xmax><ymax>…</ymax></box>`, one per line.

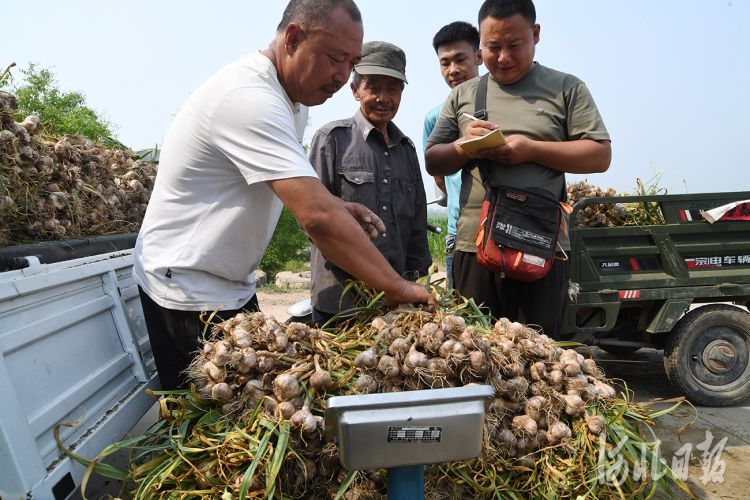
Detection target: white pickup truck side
<box><xmin>0</xmin><ymin>238</ymin><xmax>159</xmax><ymax>499</ymax></box>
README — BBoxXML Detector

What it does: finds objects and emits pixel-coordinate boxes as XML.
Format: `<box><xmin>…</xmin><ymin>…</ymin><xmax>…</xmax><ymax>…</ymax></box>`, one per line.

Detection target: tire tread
<box><xmin>664</xmin><ymin>304</ymin><xmax>750</xmax><ymax>407</ymax></box>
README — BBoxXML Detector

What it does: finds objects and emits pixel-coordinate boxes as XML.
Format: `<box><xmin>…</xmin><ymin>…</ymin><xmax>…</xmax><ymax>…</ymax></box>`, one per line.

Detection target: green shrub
<box><xmin>428</xmin><ymin>217</ymin><xmax>449</xmax><ymax>267</ymax></box>
<box><xmin>3</xmin><ymin>63</ymin><xmax>118</xmax><ymax>141</ymax></box>
<box><xmin>260</xmin><ymin>207</ymin><xmax>310</xmax><ymax>279</ymax></box>
<box><xmin>284</xmin><ymin>258</ymin><xmax>309</xmax><ymax>274</ymax></box>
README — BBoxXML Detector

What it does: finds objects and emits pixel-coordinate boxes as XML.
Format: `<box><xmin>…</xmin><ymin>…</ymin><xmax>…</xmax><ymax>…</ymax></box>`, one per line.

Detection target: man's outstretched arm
<box><xmin>266</xmin><ymin>176</ymin><xmax>437</xmax><ymax>311</ymax></box>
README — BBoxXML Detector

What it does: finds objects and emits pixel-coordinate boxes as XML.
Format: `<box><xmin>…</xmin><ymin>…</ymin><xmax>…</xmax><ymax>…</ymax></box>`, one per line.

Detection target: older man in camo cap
<box><xmin>308</xmin><ymin>41</ymin><xmax>433</xmax><ymax>325</ymax></box>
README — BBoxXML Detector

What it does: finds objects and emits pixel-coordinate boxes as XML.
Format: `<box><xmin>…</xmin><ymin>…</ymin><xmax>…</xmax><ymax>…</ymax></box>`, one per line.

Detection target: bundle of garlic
<box><xmin>63</xmin><ymin>291</ymin><xmax>694</xmax><ymax>500</ymax></box>
<box><xmin>567</xmin><ymin>179</ymin><xmax>667</xmax><ymax>229</ymax></box>
<box><xmin>0</xmin><ymin>90</ymin><xmax>157</xmax><ymax>246</ymax></box>
<box><xmin>567</xmin><ymin>180</ymin><xmax>624</xmax><ymax>228</ymax></box>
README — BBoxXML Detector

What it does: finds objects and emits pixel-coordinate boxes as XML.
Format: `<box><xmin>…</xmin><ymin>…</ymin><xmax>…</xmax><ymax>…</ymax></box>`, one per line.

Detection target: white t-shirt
<box><xmin>134</xmin><ymin>52</ymin><xmax>317</xmax><ymax>311</ymax></box>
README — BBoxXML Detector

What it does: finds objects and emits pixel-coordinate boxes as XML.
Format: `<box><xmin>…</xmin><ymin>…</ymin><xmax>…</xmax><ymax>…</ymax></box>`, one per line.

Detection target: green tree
<box><xmin>259</xmin><ymin>207</ymin><xmax>310</xmax><ymax>278</ymax></box>
<box><xmin>5</xmin><ymin>62</ymin><xmax>118</xmax><ymax>141</ymax></box>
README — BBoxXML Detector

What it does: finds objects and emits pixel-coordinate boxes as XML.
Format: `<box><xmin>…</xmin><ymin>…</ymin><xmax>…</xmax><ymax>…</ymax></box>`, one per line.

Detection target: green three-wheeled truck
<box><xmin>563</xmin><ymin>191</ymin><xmax>750</xmax><ymax>406</ymax></box>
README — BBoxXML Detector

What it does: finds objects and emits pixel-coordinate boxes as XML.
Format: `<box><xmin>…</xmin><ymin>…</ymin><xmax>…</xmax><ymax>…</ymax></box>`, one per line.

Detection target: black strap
<box><xmin>473</xmin><ymin>74</ymin><xmax>492</xmax><ymax>192</ymax></box>
<box><xmin>474</xmin><ymin>73</ymin><xmax>489</xmax><ymax>121</ymax></box>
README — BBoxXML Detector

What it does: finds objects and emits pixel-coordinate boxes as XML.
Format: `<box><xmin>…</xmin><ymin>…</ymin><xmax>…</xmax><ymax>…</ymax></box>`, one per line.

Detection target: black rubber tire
<box><xmin>664</xmin><ymin>304</ymin><xmax>750</xmax><ymax>407</ymax></box>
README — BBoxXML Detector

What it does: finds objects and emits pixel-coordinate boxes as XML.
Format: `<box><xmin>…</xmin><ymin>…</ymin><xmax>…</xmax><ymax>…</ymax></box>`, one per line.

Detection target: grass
<box><xmin>284</xmin><ymin>258</ymin><xmax>309</xmax><ymax>274</ymax></box>
<box><xmin>428</xmin><ymin>217</ymin><xmax>449</xmax><ymax>267</ymax></box>
<box><xmin>257</xmin><ymin>282</ymin><xmax>308</xmax><ymax>293</ymax></box>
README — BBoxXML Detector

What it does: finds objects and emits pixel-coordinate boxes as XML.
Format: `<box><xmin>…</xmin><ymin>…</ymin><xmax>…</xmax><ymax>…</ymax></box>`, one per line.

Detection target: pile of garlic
<box><xmin>0</xmin><ymin>90</ymin><xmax>157</xmax><ymax>246</ymax></box>
<box><xmin>567</xmin><ymin>181</ymin><xmax>628</xmax><ymax>228</ymax></box>
<box><xmin>190</xmin><ymin>309</ymin><xmax>618</xmax><ymax>485</ymax></box>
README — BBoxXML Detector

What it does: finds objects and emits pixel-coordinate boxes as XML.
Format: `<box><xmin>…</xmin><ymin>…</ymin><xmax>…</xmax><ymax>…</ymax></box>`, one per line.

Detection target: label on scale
<box><xmin>387</xmin><ymin>426</ymin><xmax>442</xmax><ymax>443</ymax></box>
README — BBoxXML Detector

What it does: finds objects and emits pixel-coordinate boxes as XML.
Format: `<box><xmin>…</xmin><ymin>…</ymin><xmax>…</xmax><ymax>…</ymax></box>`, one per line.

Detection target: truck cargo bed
<box><xmin>0</xmin><ymin>247</ymin><xmax>159</xmax><ymax>499</ymax></box>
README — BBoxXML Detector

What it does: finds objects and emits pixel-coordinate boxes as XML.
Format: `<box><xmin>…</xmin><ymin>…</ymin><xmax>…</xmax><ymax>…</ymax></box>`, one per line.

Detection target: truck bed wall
<box><xmin>565</xmin><ymin>192</ymin><xmax>750</xmax><ymax>336</ymax></box>
<box><xmin>0</xmin><ymin>249</ymin><xmax>160</xmax><ymax>500</ymax></box>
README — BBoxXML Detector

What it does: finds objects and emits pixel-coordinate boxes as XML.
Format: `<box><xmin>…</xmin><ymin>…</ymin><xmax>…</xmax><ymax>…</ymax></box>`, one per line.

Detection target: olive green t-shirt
<box><xmin>428</xmin><ymin>63</ymin><xmax>610</xmax><ymax>253</ymax></box>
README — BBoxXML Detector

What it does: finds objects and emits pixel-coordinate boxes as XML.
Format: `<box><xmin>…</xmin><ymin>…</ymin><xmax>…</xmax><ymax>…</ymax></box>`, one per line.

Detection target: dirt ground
<box><xmin>72</xmin><ymin>291</ymin><xmax>750</xmax><ymax>499</ymax></box>
<box><xmin>586</xmin><ymin>347</ymin><xmax>750</xmax><ymax>499</ymax></box>
<box><xmin>256</xmin><ymin>288</ymin><xmax>310</xmax><ymax>322</ymax></box>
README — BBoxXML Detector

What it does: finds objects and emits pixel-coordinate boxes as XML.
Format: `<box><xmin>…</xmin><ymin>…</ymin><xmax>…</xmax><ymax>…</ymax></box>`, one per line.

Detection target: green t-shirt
<box><xmin>428</xmin><ymin>63</ymin><xmax>610</xmax><ymax>253</ymax></box>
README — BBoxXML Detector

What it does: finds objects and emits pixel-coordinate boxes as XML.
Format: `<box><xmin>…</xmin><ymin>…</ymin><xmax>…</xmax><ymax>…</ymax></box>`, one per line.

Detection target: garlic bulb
<box><xmin>290</xmin><ymin>400</ymin><xmax>317</xmax><ymax>434</ymax></box>
<box><xmin>469</xmin><ymin>350</ymin><xmax>487</xmax><ymax>372</ymax></box>
<box><xmin>354</xmin><ymin>348</ymin><xmax>378</xmax><ymax>370</ymax></box>
<box><xmin>561</xmin><ymin>394</ymin><xmax>585</xmax><ymax>416</ymax></box>
<box><xmin>54</xmin><ymin>140</ymin><xmax>70</xmax><ymax>158</ymax></box>
<box><xmin>286</xmin><ymin>322</ymin><xmax>309</xmax><ymax>342</ymax></box>
<box><xmin>19</xmin><ymin>115</ymin><xmax>42</xmax><ymax>135</ymax></box>
<box><xmin>585</xmin><ymin>413</ymin><xmax>606</xmax><ymax>434</ymax></box>
<box><xmin>403</xmin><ymin>342</ymin><xmax>428</xmax><ymax>373</ymax></box>
<box><xmin>203</xmin><ymin>360</ymin><xmax>224</xmax><ymax>383</ymax></box>
<box><xmin>546</xmin><ymin>421</ymin><xmax>572</xmax><ymax>445</ymax></box>
<box><xmin>310</xmin><ymin>355</ymin><xmax>333</xmax><ymax>391</ymax></box>
<box><xmin>581</xmin><ymin>358</ymin><xmax>599</xmax><ymax>376</ymax></box>
<box><xmin>212</xmin><ymin>340</ymin><xmax>232</xmax><ymax>367</ymax></box>
<box><xmin>512</xmin><ymin>415</ymin><xmax>538</xmax><ymax>436</ymax></box>
<box><xmin>273</xmin><ymin>373</ymin><xmax>300</xmax><ymax>402</ymax></box>
<box><xmin>355</xmin><ymin>374</ymin><xmax>378</xmax><ymax>394</ymax></box>
<box><xmin>524</xmin><ymin>396</ymin><xmax>548</xmax><ymax>422</ymax></box>
<box><xmin>231</xmin><ymin>328</ymin><xmax>253</xmax><ymax>348</ymax></box>
<box><xmin>417</xmin><ymin>323</ymin><xmax>444</xmax><ymax>354</ymax></box>
<box><xmin>377</xmin><ymin>354</ymin><xmax>400</xmax><ymax>379</ymax></box>
<box><xmin>530</xmin><ymin>361</ymin><xmax>546</xmax><ymax>381</ymax></box>
<box><xmin>211</xmin><ymin>383</ymin><xmax>233</xmax><ymax>404</ymax></box>
<box><xmin>278</xmin><ymin>401</ymin><xmax>296</xmax><ymax>419</ymax></box>
<box><xmin>389</xmin><ymin>337</ymin><xmax>411</xmax><ymax>360</ymax></box>
<box><xmin>441</xmin><ymin>315</ymin><xmax>466</xmax><ymax>336</ymax></box>
<box><xmin>236</xmin><ymin>347</ymin><xmax>257</xmax><ymax>373</ymax></box>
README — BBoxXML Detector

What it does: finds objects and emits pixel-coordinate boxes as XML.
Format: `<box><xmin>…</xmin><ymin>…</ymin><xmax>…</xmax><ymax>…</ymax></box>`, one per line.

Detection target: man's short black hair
<box><xmin>432</xmin><ymin>21</ymin><xmax>480</xmax><ymax>54</ymax></box>
<box><xmin>478</xmin><ymin>0</ymin><xmax>536</xmax><ymax>28</ymax></box>
<box><xmin>277</xmin><ymin>0</ymin><xmax>362</xmax><ymax>32</ymax></box>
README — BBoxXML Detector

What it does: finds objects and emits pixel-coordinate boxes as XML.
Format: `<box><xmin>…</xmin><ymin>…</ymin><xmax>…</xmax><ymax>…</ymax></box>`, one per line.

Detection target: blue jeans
<box><xmin>445</xmin><ymin>233</ymin><xmax>456</xmax><ymax>290</ymax></box>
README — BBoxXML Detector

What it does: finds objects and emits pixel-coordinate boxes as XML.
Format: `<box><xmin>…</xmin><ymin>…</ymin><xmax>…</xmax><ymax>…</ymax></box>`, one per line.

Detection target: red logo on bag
<box><xmin>505</xmin><ymin>191</ymin><xmax>527</xmax><ymax>202</ymax></box>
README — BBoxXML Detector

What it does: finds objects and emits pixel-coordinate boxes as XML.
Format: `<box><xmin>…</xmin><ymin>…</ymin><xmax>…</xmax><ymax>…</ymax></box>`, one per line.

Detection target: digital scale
<box><xmin>325</xmin><ymin>385</ymin><xmax>495</xmax><ymax>499</ymax></box>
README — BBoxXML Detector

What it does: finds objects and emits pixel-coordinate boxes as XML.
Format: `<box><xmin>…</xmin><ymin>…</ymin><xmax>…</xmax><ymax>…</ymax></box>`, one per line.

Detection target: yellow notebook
<box><xmin>457</xmin><ymin>129</ymin><xmax>506</xmax><ymax>159</ymax></box>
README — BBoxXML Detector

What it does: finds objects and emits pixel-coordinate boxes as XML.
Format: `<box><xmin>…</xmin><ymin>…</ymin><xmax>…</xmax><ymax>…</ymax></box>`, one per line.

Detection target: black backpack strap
<box><xmin>474</xmin><ymin>73</ymin><xmax>489</xmax><ymax>121</ymax></box>
<box><xmin>473</xmin><ymin>74</ymin><xmax>492</xmax><ymax>193</ymax></box>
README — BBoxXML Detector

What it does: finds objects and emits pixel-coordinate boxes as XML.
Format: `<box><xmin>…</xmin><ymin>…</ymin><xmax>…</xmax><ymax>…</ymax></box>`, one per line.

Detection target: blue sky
<box><xmin>5</xmin><ymin>0</ymin><xmax>749</xmax><ymax>197</ymax></box>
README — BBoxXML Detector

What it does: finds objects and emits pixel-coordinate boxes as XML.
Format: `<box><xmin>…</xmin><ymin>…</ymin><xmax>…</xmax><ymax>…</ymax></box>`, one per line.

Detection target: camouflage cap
<box><xmin>355</xmin><ymin>41</ymin><xmax>408</xmax><ymax>84</ymax></box>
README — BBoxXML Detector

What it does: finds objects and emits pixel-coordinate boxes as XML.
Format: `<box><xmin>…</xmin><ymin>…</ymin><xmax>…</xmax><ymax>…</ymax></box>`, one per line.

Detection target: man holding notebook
<box><xmin>425</xmin><ymin>0</ymin><xmax>611</xmax><ymax>338</ymax></box>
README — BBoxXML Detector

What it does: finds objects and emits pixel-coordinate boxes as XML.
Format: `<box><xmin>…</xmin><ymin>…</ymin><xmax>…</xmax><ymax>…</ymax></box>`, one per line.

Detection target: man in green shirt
<box><xmin>425</xmin><ymin>0</ymin><xmax>611</xmax><ymax>338</ymax></box>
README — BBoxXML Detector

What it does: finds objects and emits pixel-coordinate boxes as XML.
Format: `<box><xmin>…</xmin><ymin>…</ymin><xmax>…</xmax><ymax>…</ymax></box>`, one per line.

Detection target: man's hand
<box><xmin>464</xmin><ymin>119</ymin><xmax>498</xmax><ymax>140</ymax></box>
<box><xmin>385</xmin><ymin>280</ymin><xmax>438</xmax><ymax>312</ymax></box>
<box><xmin>477</xmin><ymin>134</ymin><xmax>536</xmax><ymax>165</ymax></box>
<box><xmin>342</xmin><ymin>201</ymin><xmax>386</xmax><ymax>240</ymax></box>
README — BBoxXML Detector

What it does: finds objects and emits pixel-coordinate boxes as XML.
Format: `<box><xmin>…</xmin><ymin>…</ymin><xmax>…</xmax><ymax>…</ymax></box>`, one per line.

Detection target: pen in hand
<box><xmin>462</xmin><ymin>112</ymin><xmax>498</xmax><ymax>131</ymax></box>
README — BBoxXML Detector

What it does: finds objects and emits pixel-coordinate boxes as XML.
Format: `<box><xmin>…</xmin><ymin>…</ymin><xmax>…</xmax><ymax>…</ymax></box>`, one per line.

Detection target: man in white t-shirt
<box><xmin>134</xmin><ymin>0</ymin><xmax>437</xmax><ymax>390</ymax></box>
